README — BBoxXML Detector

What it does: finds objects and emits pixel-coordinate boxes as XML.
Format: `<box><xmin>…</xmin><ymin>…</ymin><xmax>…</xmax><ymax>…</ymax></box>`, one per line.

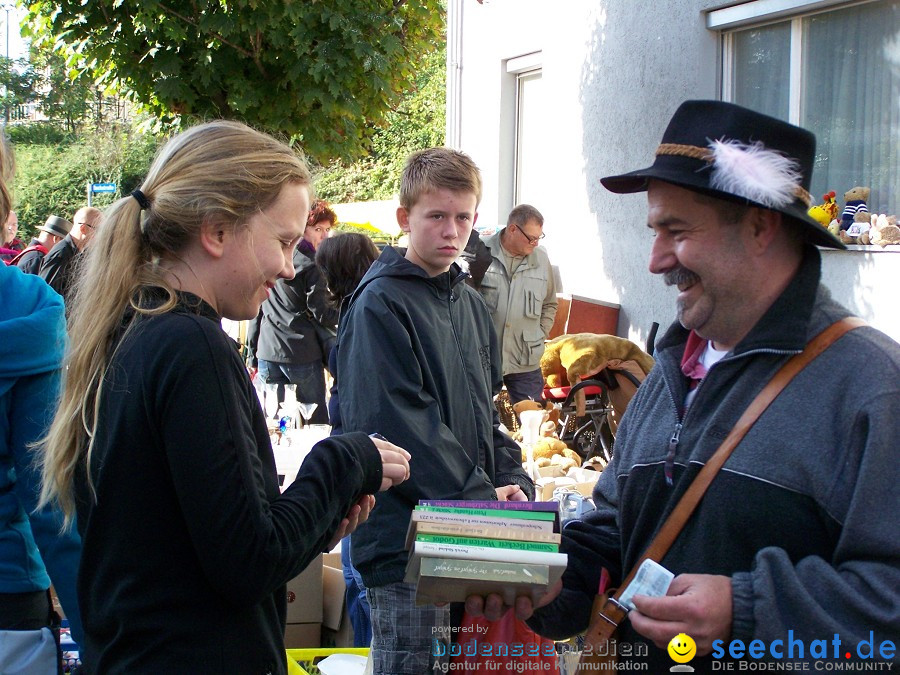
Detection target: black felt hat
<box><xmin>40</xmin><ymin>215</ymin><xmax>73</xmax><ymax>239</ymax></box>
<box><xmin>601</xmin><ymin>100</ymin><xmax>844</xmax><ymax>250</ymax></box>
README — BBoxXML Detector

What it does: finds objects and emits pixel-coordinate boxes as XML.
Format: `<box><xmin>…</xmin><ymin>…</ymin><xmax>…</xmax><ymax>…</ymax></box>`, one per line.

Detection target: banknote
<box><xmin>618</xmin><ymin>559</ymin><xmax>674</xmax><ymax>611</ymax></box>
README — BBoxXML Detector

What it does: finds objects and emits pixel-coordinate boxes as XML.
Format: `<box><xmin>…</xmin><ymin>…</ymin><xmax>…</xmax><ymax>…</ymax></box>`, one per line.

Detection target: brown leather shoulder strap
<box><xmin>633</xmin><ymin>316</ymin><xmax>866</xmax><ymax>575</ymax></box>
<box><xmin>586</xmin><ymin>317</ymin><xmax>865</xmax><ymax>637</ymax></box>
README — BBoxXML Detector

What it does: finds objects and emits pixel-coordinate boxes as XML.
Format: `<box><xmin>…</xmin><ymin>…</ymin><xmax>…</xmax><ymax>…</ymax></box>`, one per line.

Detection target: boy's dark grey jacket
<box><xmin>529</xmin><ymin>246</ymin><xmax>900</xmax><ymax>669</ymax></box>
<box><xmin>339</xmin><ymin>246</ymin><xmax>534</xmax><ymax>588</ymax></box>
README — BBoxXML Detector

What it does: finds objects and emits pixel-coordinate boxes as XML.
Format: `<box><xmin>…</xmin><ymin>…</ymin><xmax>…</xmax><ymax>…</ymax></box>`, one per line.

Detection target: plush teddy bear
<box><xmin>827</xmin><ymin>219</ymin><xmax>841</xmax><ymax>239</ymax></box>
<box><xmin>524</xmin><ymin>437</ymin><xmax>580</xmax><ymax>464</ymax></box>
<box><xmin>862</xmin><ymin>214</ymin><xmax>900</xmax><ymax>247</ymax></box>
<box><xmin>511</xmin><ymin>399</ymin><xmax>560</xmax><ymax>440</ymax></box>
<box><xmin>511</xmin><ymin>400</ymin><xmax>580</xmax><ymax>466</ymax></box>
<box><xmin>839</xmin><ymin>224</ymin><xmax>870</xmax><ymax>245</ymax></box>
<box><xmin>541</xmin><ymin>333</ymin><xmax>654</xmax><ymax>418</ymax></box>
<box><xmin>533</xmin><ymin>453</ymin><xmax>579</xmax><ymax>473</ymax></box>
<box><xmin>840</xmin><ymin>186</ymin><xmax>871</xmax><ymax>231</ymax></box>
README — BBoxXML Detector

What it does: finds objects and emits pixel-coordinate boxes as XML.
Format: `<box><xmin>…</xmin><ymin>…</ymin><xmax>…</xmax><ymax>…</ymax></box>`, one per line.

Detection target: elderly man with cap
<box><xmin>10</xmin><ymin>215</ymin><xmax>72</xmax><ymax>275</ymax></box>
<box><xmin>467</xmin><ymin>101</ymin><xmax>900</xmax><ymax>669</ymax></box>
<box><xmin>39</xmin><ymin>206</ymin><xmax>101</xmax><ymax>303</ymax></box>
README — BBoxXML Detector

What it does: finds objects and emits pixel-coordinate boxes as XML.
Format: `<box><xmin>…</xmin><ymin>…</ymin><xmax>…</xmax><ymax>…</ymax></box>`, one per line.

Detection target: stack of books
<box><xmin>403</xmin><ymin>500</ymin><xmax>567</xmax><ymax>606</ymax></box>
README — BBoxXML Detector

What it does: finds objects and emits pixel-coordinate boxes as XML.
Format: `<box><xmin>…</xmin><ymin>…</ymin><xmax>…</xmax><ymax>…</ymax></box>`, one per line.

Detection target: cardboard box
<box><xmin>536</xmin><ymin>465</ymin><xmax>567</xmax><ymax>479</ymax></box>
<box><xmin>321</xmin><ymin>552</ymin><xmax>355</xmax><ymax>648</ymax></box>
<box><xmin>538</xmin><ymin>473</ymin><xmax>601</xmax><ymax>501</ymax></box>
<box><xmin>321</xmin><ymin>621</ymin><xmax>354</xmax><ymax>649</ymax></box>
<box><xmin>284</xmin><ymin>622</ymin><xmax>321</xmax><ymax>648</ymax></box>
<box><xmin>286</xmin><ymin>553</ymin><xmax>323</xmax><ymax>624</ymax></box>
<box><xmin>322</xmin><ymin>553</ymin><xmax>345</xmax><ymax>632</ymax></box>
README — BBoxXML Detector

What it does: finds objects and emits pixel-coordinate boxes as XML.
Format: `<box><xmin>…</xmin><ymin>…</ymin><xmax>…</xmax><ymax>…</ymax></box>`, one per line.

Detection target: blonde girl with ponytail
<box><xmin>37</xmin><ymin>121</ymin><xmax>410</xmax><ymax>674</ymax></box>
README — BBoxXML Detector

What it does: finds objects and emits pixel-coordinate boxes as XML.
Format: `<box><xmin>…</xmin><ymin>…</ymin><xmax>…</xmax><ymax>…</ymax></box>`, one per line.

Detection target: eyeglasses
<box><xmin>515</xmin><ymin>223</ymin><xmax>545</xmax><ymax>245</ymax></box>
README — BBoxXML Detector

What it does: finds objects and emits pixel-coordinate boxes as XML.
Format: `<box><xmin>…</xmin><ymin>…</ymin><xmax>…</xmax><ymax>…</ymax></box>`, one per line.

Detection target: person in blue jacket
<box><xmin>0</xmin><ymin>134</ymin><xmax>83</xmax><ymax>671</ymax></box>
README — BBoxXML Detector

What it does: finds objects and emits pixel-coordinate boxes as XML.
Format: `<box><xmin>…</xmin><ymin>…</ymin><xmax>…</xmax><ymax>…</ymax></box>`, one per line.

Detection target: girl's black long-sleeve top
<box><xmin>74</xmin><ymin>290</ymin><xmax>381</xmax><ymax>674</ymax></box>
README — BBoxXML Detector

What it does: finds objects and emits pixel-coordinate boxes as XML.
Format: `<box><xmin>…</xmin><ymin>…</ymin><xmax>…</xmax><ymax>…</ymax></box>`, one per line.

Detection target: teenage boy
<box><xmin>338</xmin><ymin>148</ymin><xmax>534</xmax><ymax>674</ymax></box>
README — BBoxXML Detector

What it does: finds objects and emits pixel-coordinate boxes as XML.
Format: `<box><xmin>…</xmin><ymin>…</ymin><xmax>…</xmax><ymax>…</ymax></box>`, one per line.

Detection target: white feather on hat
<box><xmin>709</xmin><ymin>139</ymin><xmax>803</xmax><ymax>209</ymax></box>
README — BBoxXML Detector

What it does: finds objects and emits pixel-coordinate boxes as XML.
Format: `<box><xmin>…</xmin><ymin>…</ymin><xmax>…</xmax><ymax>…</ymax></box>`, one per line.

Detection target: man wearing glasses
<box><xmin>479</xmin><ymin>204</ymin><xmax>557</xmax><ymax>404</ymax></box>
<box><xmin>40</xmin><ymin>206</ymin><xmax>102</xmax><ymax>304</ymax></box>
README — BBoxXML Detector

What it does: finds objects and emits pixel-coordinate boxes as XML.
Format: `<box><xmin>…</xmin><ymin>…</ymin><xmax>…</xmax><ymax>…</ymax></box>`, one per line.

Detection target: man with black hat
<box><xmin>10</xmin><ymin>215</ymin><xmax>72</xmax><ymax>275</ymax></box>
<box><xmin>40</xmin><ymin>206</ymin><xmax>101</xmax><ymax>303</ymax></box>
<box><xmin>467</xmin><ymin>101</ymin><xmax>900</xmax><ymax>668</ymax></box>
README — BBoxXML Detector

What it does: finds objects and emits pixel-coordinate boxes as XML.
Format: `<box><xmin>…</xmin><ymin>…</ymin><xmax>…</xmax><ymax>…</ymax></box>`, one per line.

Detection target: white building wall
<box><xmin>451</xmin><ymin>0</ymin><xmax>899</xmax><ymax>344</ymax></box>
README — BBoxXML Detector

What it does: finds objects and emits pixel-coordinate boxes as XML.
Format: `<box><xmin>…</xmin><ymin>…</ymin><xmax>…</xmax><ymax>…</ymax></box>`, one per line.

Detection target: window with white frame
<box><xmin>504</xmin><ymin>53</ymin><xmax>548</xmax><ymax>212</ymax></box>
<box><xmin>514</xmin><ymin>69</ymin><xmax>546</xmax><ymax>206</ymax></box>
<box><xmin>716</xmin><ymin>0</ymin><xmax>899</xmax><ymax>216</ymax></box>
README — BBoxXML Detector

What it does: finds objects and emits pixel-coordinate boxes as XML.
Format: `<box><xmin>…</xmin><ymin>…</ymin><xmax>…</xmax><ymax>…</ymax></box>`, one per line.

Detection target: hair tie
<box><xmin>131</xmin><ymin>189</ymin><xmax>151</xmax><ymax>210</ymax></box>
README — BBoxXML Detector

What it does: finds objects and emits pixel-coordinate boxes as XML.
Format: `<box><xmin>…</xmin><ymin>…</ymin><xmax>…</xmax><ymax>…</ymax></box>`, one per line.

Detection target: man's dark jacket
<box><xmin>528</xmin><ymin>247</ymin><xmax>900</xmax><ymax>669</ymax></box>
<box><xmin>12</xmin><ymin>238</ymin><xmax>48</xmax><ymax>275</ymax></box>
<box><xmin>39</xmin><ymin>234</ymin><xmax>79</xmax><ymax>302</ymax></box>
<box><xmin>248</xmin><ymin>241</ymin><xmax>337</xmax><ymax>367</ymax></box>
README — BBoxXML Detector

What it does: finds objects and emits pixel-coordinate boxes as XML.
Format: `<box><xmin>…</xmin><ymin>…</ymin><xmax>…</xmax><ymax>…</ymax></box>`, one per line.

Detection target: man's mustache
<box><xmin>664</xmin><ymin>266</ymin><xmax>700</xmax><ymax>288</ymax></box>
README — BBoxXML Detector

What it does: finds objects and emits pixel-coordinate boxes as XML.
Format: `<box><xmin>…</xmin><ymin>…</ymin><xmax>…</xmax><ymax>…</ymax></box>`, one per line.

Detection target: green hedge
<box><xmin>8</xmin><ymin>123</ymin><xmax>162</xmax><ymax>237</ymax></box>
<box><xmin>7</xmin><ymin>121</ymin><xmax>75</xmax><ymax>146</ymax></box>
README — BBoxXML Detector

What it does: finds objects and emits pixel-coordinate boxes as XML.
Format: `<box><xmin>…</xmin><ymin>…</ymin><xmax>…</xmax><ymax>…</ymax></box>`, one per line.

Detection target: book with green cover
<box><xmin>415</xmin><ymin>532</ymin><xmax>558</xmax><ymax>553</ymax></box>
<box><xmin>414</xmin><ymin>505</ymin><xmax>556</xmax><ymax>522</ymax></box>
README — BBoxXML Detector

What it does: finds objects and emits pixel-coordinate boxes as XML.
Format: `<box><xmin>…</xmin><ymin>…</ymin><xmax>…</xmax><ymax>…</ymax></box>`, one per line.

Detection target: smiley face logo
<box><xmin>667</xmin><ymin>633</ymin><xmax>697</xmax><ymax>664</ymax></box>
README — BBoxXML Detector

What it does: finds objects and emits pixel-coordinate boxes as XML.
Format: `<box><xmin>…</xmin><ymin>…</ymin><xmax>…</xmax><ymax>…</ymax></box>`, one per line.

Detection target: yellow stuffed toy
<box><xmin>527</xmin><ymin>437</ymin><xmax>581</xmax><ymax>465</ymax></box>
<box><xmin>807</xmin><ymin>191</ymin><xmax>837</xmax><ymax>227</ymax></box>
<box><xmin>541</xmin><ymin>333</ymin><xmax>654</xmax><ymax>418</ymax></box>
<box><xmin>541</xmin><ymin>333</ymin><xmax>654</xmax><ymax>389</ymax></box>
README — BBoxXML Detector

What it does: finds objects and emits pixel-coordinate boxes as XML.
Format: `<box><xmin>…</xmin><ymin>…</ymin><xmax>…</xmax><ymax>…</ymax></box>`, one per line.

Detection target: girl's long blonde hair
<box><xmin>38</xmin><ymin>120</ymin><xmax>311</xmax><ymax>525</ymax></box>
<box><xmin>0</xmin><ymin>133</ymin><xmax>15</xmax><ymax>226</ymax></box>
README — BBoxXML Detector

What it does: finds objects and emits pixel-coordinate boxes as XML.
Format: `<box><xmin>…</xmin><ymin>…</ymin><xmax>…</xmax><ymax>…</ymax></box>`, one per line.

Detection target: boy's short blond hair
<box><xmin>399</xmin><ymin>147</ymin><xmax>482</xmax><ymax>210</ymax></box>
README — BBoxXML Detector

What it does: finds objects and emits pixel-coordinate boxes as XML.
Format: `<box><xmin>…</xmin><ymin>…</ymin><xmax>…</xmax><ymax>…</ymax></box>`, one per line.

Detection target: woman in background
<box><xmin>247</xmin><ymin>200</ymin><xmax>338</xmax><ymax>425</ymax></box>
<box><xmin>0</xmin><ymin>132</ymin><xmax>83</xmax><ymax>674</ymax></box>
<box><xmin>315</xmin><ymin>233</ymin><xmax>380</xmax><ymax>432</ymax></box>
<box><xmin>316</xmin><ymin>232</ymin><xmax>381</xmax><ymax>647</ymax></box>
<box><xmin>37</xmin><ymin>121</ymin><xmax>409</xmax><ymax>674</ymax></box>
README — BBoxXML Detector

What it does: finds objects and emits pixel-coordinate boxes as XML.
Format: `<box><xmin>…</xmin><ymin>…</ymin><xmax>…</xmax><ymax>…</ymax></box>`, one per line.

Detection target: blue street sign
<box><xmin>90</xmin><ymin>183</ymin><xmax>117</xmax><ymax>193</ymax></box>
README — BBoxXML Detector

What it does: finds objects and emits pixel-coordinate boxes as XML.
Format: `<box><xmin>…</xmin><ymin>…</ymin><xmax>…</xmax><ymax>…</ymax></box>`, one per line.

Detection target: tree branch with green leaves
<box><xmin>23</xmin><ymin>0</ymin><xmax>444</xmax><ymax>162</ymax></box>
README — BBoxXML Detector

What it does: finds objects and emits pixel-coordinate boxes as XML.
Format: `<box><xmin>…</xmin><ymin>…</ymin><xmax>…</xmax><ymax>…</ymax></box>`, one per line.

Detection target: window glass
<box><xmin>515</xmin><ymin>70</ymin><xmax>548</xmax><ymax>207</ymax></box>
<box><xmin>801</xmin><ymin>1</ymin><xmax>900</xmax><ymax>213</ymax></box>
<box><xmin>732</xmin><ymin>21</ymin><xmax>791</xmax><ymax>120</ymax></box>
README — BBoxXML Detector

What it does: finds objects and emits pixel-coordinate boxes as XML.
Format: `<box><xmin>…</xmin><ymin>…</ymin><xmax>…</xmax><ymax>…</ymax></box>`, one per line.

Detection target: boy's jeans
<box><xmin>367</xmin><ymin>582</ymin><xmax>450</xmax><ymax>674</ymax></box>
